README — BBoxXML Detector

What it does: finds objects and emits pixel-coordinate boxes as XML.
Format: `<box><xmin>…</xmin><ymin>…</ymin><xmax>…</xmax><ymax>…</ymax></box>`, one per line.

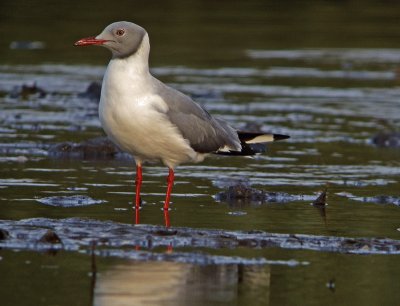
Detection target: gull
<box><xmin>74</xmin><ymin>21</ymin><xmax>289</xmax><ymax>211</ymax></box>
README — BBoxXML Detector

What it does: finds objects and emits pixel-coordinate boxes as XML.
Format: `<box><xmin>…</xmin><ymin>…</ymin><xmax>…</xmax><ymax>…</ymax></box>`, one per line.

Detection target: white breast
<box><xmin>98</xmin><ymin>56</ymin><xmax>203</xmax><ymax>168</ymax></box>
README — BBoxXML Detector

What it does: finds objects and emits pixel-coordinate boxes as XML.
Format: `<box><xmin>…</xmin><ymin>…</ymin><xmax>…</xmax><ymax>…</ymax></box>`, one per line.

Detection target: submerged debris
<box><xmin>371</xmin><ymin>132</ymin><xmax>400</xmax><ymax>148</ymax></box>
<box><xmin>36</xmin><ymin>195</ymin><xmax>106</xmax><ymax>207</ymax></box>
<box><xmin>48</xmin><ymin>136</ymin><xmax>128</xmax><ymax>160</ymax></box>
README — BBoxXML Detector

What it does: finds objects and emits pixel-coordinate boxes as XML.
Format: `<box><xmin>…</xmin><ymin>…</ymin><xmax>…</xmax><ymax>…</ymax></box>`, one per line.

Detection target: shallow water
<box><xmin>1</xmin><ymin>0</ymin><xmax>400</xmax><ymax>305</ymax></box>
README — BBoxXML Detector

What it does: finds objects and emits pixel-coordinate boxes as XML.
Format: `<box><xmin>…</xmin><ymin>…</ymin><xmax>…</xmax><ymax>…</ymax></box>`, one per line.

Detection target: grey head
<box><xmin>74</xmin><ymin>21</ymin><xmax>147</xmax><ymax>59</ymax></box>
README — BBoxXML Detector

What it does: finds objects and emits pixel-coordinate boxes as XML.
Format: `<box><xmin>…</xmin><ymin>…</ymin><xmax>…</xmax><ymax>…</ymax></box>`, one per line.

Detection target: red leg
<box><xmin>135</xmin><ymin>164</ymin><xmax>143</xmax><ymax>211</ymax></box>
<box><xmin>135</xmin><ymin>206</ymin><xmax>140</xmax><ymax>225</ymax></box>
<box><xmin>164</xmin><ymin>209</ymin><xmax>170</xmax><ymax>228</ymax></box>
<box><xmin>166</xmin><ymin>244</ymin><xmax>173</xmax><ymax>253</ymax></box>
<box><xmin>163</xmin><ymin>168</ymin><xmax>174</xmax><ymax>211</ymax></box>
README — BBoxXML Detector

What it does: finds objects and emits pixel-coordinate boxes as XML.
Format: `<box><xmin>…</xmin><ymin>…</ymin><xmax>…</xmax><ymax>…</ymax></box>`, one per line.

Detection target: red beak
<box><xmin>74</xmin><ymin>36</ymin><xmax>109</xmax><ymax>46</ymax></box>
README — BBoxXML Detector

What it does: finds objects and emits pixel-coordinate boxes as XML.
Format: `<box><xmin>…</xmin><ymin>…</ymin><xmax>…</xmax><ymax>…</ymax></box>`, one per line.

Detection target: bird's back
<box><xmin>152</xmin><ymin>77</ymin><xmax>242</xmax><ymax>153</ymax></box>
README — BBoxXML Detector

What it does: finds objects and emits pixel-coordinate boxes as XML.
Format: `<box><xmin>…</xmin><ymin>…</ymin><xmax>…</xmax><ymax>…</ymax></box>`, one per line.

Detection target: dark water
<box><xmin>1</xmin><ymin>0</ymin><xmax>400</xmax><ymax>305</ymax></box>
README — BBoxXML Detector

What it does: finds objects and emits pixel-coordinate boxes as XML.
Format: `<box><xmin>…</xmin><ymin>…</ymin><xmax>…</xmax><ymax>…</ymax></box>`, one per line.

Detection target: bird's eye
<box><xmin>116</xmin><ymin>29</ymin><xmax>125</xmax><ymax>36</ymax></box>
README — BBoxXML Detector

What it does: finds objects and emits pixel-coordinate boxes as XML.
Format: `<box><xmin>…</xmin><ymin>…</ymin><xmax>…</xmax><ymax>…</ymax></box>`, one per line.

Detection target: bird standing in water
<box><xmin>74</xmin><ymin>21</ymin><xmax>289</xmax><ymax>213</ymax></box>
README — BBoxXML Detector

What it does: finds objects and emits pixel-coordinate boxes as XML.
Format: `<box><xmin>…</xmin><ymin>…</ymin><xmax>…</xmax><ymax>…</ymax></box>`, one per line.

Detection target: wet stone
<box><xmin>216</xmin><ymin>184</ymin><xmax>312</xmax><ymax>204</ymax></box>
<box><xmin>9</xmin><ymin>82</ymin><xmax>47</xmax><ymax>99</ymax></box>
<box><xmin>216</xmin><ymin>184</ymin><xmax>266</xmax><ymax>203</ymax></box>
<box><xmin>0</xmin><ymin>228</ymin><xmax>10</xmax><ymax>240</ymax></box>
<box><xmin>39</xmin><ymin>230</ymin><xmax>62</xmax><ymax>244</ymax></box>
<box><xmin>48</xmin><ymin>136</ymin><xmax>125</xmax><ymax>160</ymax></box>
<box><xmin>36</xmin><ymin>195</ymin><xmax>105</xmax><ymax>207</ymax></box>
<box><xmin>371</xmin><ymin>132</ymin><xmax>400</xmax><ymax>148</ymax></box>
<box><xmin>78</xmin><ymin>81</ymin><xmax>102</xmax><ymax>101</ymax></box>
<box><xmin>312</xmin><ymin>190</ymin><xmax>327</xmax><ymax>206</ymax></box>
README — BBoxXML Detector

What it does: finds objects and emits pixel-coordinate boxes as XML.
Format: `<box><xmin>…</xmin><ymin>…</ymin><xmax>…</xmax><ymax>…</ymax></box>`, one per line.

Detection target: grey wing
<box><xmin>159</xmin><ymin>84</ymin><xmax>241</xmax><ymax>153</ymax></box>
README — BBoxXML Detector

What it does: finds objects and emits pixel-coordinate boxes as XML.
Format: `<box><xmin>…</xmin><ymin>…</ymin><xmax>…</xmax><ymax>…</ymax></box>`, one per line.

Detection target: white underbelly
<box><xmin>99</xmin><ymin>94</ymin><xmax>202</xmax><ymax>167</ymax></box>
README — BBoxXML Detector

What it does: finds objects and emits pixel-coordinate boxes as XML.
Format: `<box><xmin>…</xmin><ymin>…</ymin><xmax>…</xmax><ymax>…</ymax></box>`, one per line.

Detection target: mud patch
<box><xmin>0</xmin><ymin>218</ymin><xmax>399</xmax><ymax>257</ymax></box>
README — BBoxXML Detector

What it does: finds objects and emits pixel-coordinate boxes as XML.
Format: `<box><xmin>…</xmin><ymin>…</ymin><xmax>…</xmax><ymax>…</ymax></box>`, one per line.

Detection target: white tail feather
<box><xmin>244</xmin><ymin>134</ymin><xmax>275</xmax><ymax>144</ymax></box>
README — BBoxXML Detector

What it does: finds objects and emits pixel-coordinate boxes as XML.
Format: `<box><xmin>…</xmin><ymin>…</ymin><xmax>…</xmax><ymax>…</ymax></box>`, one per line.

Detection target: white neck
<box><xmin>102</xmin><ymin>33</ymin><xmax>153</xmax><ymax>100</ymax></box>
<box><xmin>109</xmin><ymin>33</ymin><xmax>151</xmax><ymax>76</ymax></box>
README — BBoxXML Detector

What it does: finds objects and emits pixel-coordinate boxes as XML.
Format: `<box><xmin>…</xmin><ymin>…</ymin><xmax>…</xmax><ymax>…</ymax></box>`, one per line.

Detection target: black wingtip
<box><xmin>273</xmin><ymin>134</ymin><xmax>290</xmax><ymax>141</ymax></box>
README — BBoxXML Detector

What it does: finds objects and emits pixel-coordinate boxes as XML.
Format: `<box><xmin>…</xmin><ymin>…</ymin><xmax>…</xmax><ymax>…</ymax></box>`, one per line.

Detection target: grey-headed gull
<box><xmin>74</xmin><ymin>21</ymin><xmax>289</xmax><ymax>211</ymax></box>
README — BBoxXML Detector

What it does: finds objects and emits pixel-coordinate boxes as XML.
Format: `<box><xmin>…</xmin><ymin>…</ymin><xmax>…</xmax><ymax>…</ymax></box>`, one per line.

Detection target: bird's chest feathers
<box><xmin>101</xmin><ymin>89</ymin><xmax>167</xmax><ymax>131</ymax></box>
<box><xmin>99</xmin><ymin>71</ymin><xmax>170</xmax><ymax>151</ymax></box>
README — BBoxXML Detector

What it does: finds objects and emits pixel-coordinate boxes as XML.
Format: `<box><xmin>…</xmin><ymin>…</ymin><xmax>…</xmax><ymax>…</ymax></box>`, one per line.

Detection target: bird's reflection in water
<box><xmin>94</xmin><ymin>262</ymin><xmax>270</xmax><ymax>306</ymax></box>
